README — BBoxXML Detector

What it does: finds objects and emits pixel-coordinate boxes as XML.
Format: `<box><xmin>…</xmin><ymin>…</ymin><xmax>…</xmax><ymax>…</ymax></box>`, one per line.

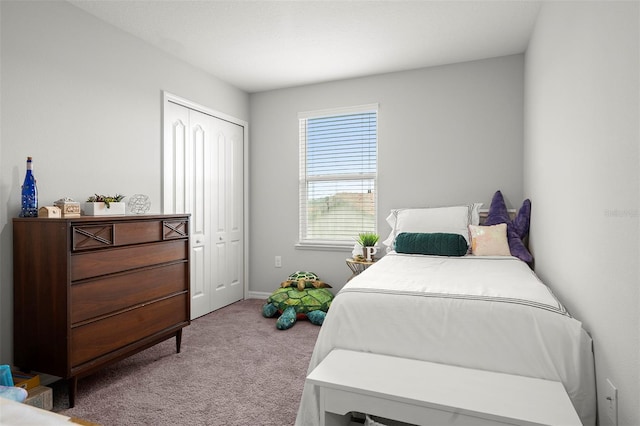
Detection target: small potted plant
<box><xmin>84</xmin><ymin>194</ymin><xmax>126</xmax><ymax>216</ymax></box>
<box><xmin>356</xmin><ymin>232</ymin><xmax>380</xmax><ymax>261</ymax></box>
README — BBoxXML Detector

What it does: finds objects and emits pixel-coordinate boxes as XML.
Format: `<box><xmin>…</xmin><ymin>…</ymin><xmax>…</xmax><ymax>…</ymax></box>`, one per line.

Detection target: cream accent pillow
<box><xmin>468</xmin><ymin>223</ymin><xmax>511</xmax><ymax>256</ymax></box>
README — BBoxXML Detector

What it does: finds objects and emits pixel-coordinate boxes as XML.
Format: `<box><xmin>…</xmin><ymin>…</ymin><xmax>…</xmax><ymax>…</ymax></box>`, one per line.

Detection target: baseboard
<box><xmin>246</xmin><ymin>291</ymin><xmax>270</xmax><ymax>300</ymax></box>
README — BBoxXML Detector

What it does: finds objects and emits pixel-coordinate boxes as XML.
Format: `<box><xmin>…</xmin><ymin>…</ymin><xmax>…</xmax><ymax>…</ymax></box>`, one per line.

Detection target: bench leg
<box><xmin>324</xmin><ymin>412</ymin><xmax>351</xmax><ymax>426</ymax></box>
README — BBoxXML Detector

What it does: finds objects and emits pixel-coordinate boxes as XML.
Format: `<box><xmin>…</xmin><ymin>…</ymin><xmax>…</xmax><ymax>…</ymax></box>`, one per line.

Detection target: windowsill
<box><xmin>295</xmin><ymin>241</ymin><xmax>354</xmax><ymax>252</ymax></box>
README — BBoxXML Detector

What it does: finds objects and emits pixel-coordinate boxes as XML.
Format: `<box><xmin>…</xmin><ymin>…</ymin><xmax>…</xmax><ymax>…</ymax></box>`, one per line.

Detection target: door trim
<box><xmin>161</xmin><ymin>91</ymin><xmax>249</xmax><ymax>306</ymax></box>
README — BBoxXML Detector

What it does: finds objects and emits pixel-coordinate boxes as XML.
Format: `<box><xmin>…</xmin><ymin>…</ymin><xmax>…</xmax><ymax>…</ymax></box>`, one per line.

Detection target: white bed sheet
<box><xmin>296</xmin><ymin>253</ymin><xmax>596</xmax><ymax>426</ymax></box>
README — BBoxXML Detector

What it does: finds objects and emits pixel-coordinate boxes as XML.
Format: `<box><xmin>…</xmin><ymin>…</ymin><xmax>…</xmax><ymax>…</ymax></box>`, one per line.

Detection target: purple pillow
<box><xmin>485</xmin><ymin>191</ymin><xmax>533</xmax><ymax>263</ymax></box>
<box><xmin>513</xmin><ymin>199</ymin><xmax>531</xmax><ymax>239</ymax></box>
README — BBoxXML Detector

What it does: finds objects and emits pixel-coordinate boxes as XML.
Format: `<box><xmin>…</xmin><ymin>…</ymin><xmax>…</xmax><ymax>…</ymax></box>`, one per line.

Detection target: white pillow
<box><xmin>383</xmin><ymin>203</ymin><xmax>482</xmax><ymax>249</ymax></box>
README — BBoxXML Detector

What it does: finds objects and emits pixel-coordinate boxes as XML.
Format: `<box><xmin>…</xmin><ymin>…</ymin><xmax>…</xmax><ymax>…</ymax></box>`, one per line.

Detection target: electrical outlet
<box><xmin>605</xmin><ymin>379</ymin><xmax>618</xmax><ymax>426</ymax></box>
<box><xmin>275</xmin><ymin>256</ymin><xmax>282</xmax><ymax>268</ymax></box>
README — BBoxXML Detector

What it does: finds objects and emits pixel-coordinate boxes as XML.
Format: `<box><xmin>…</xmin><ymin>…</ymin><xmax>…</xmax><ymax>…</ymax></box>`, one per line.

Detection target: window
<box><xmin>298</xmin><ymin>104</ymin><xmax>378</xmax><ymax>248</ymax></box>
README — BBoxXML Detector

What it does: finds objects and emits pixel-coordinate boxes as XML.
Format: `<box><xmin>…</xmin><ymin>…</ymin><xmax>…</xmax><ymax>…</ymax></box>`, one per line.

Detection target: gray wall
<box><xmin>249</xmin><ymin>55</ymin><xmax>525</xmax><ymax>295</ymax></box>
<box><xmin>524</xmin><ymin>2</ymin><xmax>639</xmax><ymax>425</ymax></box>
<box><xmin>0</xmin><ymin>0</ymin><xmax>249</xmax><ymax>364</ymax></box>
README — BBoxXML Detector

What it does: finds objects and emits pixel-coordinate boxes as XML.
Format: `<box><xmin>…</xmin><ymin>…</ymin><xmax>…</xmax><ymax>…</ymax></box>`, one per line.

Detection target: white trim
<box><xmin>161</xmin><ymin>91</ymin><xmax>250</xmax><ymax>305</ymax></box>
<box><xmin>246</xmin><ymin>291</ymin><xmax>272</xmax><ymax>300</ymax></box>
<box><xmin>298</xmin><ymin>103</ymin><xmax>379</xmax><ymax>120</ymax></box>
<box><xmin>164</xmin><ymin>92</ymin><xmax>247</xmax><ymax>127</ymax></box>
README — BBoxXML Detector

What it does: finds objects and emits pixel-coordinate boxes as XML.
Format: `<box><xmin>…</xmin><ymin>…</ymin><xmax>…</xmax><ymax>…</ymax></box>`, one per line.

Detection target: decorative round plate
<box><xmin>128</xmin><ymin>194</ymin><xmax>151</xmax><ymax>214</ymax></box>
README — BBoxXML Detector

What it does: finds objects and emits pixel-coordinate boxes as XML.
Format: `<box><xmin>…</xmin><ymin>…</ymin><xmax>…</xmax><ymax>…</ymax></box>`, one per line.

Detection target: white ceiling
<box><xmin>68</xmin><ymin>0</ymin><xmax>542</xmax><ymax>93</ymax></box>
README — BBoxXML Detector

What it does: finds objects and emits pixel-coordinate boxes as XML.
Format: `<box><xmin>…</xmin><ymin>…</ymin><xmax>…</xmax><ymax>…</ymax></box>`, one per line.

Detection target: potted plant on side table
<box><xmin>84</xmin><ymin>194</ymin><xmax>126</xmax><ymax>216</ymax></box>
<box><xmin>356</xmin><ymin>232</ymin><xmax>380</xmax><ymax>262</ymax></box>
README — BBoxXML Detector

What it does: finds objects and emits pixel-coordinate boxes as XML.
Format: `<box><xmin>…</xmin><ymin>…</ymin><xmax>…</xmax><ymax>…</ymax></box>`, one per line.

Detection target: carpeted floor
<box><xmin>52</xmin><ymin>298</ymin><xmax>321</xmax><ymax>426</ymax></box>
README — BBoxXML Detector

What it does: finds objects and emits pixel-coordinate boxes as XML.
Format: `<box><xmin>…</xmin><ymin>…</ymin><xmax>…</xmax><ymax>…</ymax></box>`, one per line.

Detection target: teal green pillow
<box><xmin>395</xmin><ymin>232</ymin><xmax>468</xmax><ymax>257</ymax></box>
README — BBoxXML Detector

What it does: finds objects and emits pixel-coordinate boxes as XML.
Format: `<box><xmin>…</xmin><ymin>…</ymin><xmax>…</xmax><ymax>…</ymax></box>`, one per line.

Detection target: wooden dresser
<box><xmin>13</xmin><ymin>214</ymin><xmax>190</xmax><ymax>407</ymax></box>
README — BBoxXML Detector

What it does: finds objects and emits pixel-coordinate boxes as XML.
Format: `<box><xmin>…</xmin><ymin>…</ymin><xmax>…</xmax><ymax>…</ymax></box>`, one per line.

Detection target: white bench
<box><xmin>305</xmin><ymin>349</ymin><xmax>582</xmax><ymax>426</ymax></box>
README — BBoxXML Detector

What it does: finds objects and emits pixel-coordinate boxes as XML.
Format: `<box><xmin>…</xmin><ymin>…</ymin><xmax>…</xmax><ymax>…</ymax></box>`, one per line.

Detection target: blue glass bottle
<box><xmin>19</xmin><ymin>156</ymin><xmax>38</xmax><ymax>217</ymax></box>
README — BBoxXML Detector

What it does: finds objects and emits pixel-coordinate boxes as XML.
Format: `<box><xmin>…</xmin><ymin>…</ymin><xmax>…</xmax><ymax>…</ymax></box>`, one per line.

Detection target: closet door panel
<box><xmin>210</xmin><ymin>119</ymin><xmax>244</xmax><ymax>311</ymax></box>
<box><xmin>163</xmin><ymin>102</ymin><xmax>189</xmax><ymax>214</ymax></box>
<box><xmin>187</xmin><ymin>110</ymin><xmax>213</xmax><ymax>319</ymax></box>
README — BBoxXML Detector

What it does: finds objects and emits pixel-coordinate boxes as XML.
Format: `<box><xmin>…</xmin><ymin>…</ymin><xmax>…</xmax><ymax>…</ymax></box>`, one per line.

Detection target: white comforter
<box><xmin>296</xmin><ymin>253</ymin><xmax>596</xmax><ymax>425</ymax></box>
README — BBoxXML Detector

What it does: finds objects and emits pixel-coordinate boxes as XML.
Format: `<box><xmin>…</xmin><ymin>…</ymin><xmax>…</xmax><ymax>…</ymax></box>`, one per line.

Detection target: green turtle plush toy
<box><xmin>262</xmin><ymin>271</ymin><xmax>334</xmax><ymax>330</ymax></box>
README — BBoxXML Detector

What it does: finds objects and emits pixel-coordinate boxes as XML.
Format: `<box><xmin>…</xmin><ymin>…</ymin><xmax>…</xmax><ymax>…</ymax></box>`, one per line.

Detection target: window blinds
<box><xmin>299</xmin><ymin>105</ymin><xmax>378</xmax><ymax>244</ymax></box>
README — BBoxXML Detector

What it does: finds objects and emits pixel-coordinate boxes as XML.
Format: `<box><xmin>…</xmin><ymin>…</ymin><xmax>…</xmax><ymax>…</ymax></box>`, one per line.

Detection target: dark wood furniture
<box><xmin>13</xmin><ymin>214</ymin><xmax>190</xmax><ymax>407</ymax></box>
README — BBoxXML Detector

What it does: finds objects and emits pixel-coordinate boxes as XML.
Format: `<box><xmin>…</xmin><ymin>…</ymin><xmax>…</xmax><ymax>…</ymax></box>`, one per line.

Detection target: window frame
<box><xmin>296</xmin><ymin>103</ymin><xmax>379</xmax><ymax>251</ymax></box>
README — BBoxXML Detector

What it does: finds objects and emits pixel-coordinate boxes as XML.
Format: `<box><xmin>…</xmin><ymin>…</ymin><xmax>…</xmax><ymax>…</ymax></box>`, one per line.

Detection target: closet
<box><xmin>163</xmin><ymin>93</ymin><xmax>246</xmax><ymax>319</ymax></box>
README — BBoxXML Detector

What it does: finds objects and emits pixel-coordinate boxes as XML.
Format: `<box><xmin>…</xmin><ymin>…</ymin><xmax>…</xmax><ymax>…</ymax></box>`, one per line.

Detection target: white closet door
<box><xmin>211</xmin><ymin>118</ymin><xmax>244</xmax><ymax>311</ymax></box>
<box><xmin>187</xmin><ymin>109</ymin><xmax>214</xmax><ymax>319</ymax></box>
<box><xmin>164</xmin><ymin>99</ymin><xmax>244</xmax><ymax>319</ymax></box>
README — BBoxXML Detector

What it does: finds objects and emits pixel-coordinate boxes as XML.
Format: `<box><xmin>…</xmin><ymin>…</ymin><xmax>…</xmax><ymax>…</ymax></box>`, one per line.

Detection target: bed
<box><xmin>296</xmin><ymin>202</ymin><xmax>596</xmax><ymax>426</ymax></box>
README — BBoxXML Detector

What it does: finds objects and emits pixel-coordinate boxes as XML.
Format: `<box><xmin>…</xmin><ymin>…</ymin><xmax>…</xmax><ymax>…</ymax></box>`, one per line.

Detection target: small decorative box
<box><xmin>38</xmin><ymin>206</ymin><xmax>61</xmax><ymax>218</ymax></box>
<box><xmin>54</xmin><ymin>198</ymin><xmax>81</xmax><ymax>217</ymax></box>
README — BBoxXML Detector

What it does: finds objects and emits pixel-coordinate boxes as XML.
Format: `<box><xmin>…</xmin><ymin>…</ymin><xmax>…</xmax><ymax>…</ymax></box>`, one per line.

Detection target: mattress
<box><xmin>296</xmin><ymin>253</ymin><xmax>596</xmax><ymax>425</ymax></box>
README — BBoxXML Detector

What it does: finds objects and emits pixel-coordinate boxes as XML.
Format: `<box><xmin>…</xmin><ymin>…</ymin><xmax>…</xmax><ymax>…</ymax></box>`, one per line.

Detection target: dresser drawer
<box><xmin>71</xmin><ymin>262</ymin><xmax>188</xmax><ymax>324</ymax></box>
<box><xmin>72</xmin><ymin>219</ymin><xmax>188</xmax><ymax>251</ymax></box>
<box><xmin>73</xmin><ymin>223</ymin><xmax>115</xmax><ymax>250</ymax></box>
<box><xmin>71</xmin><ymin>240</ymin><xmax>188</xmax><ymax>281</ymax></box>
<box><xmin>71</xmin><ymin>294</ymin><xmax>188</xmax><ymax>367</ymax></box>
<box><xmin>113</xmin><ymin>221</ymin><xmax>163</xmax><ymax>246</ymax></box>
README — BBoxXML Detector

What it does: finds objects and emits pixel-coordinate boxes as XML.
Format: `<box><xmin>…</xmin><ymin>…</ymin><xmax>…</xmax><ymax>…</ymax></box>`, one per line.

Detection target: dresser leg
<box><xmin>68</xmin><ymin>376</ymin><xmax>77</xmax><ymax>408</ymax></box>
<box><xmin>176</xmin><ymin>329</ymin><xmax>183</xmax><ymax>353</ymax></box>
